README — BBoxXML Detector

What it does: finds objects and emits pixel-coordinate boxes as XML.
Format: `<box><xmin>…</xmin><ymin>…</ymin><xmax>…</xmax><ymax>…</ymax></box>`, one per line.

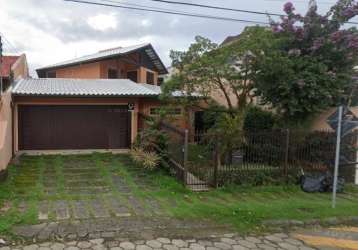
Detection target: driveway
<box><xmin>13</xmin><ymin>154</ymin><xmax>163</xmax><ymax>221</ymax></box>
<box><xmin>2</xmin><ymin>153</ymin><xmax>358</xmax><ymax>247</ymax></box>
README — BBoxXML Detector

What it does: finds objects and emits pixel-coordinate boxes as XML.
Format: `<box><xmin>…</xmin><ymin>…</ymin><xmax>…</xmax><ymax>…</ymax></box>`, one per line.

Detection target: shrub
<box><xmin>135</xmin><ymin>116</ymin><xmax>170</xmax><ymax>169</ymax></box>
<box><xmin>215</xmin><ymin>167</ymin><xmax>298</xmax><ymax>187</ymax></box>
<box><xmin>243</xmin><ymin>106</ymin><xmax>276</xmax><ymax>132</ymax></box>
<box><xmin>130</xmin><ymin>148</ymin><xmax>160</xmax><ymax>171</ymax></box>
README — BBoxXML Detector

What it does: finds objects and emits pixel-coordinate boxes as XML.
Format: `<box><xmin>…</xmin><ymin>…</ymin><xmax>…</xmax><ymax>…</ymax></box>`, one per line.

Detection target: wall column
<box><xmin>13</xmin><ymin>104</ymin><xmax>19</xmax><ymax>154</ymax></box>
<box><xmin>138</xmin><ymin>67</ymin><xmax>147</xmax><ymax>83</ymax></box>
<box><xmin>131</xmin><ymin>100</ymin><xmax>139</xmax><ymax>146</ymax></box>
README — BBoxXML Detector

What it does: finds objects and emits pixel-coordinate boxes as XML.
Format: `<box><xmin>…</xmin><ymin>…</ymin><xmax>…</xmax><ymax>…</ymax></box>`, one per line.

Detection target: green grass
<box><xmin>122</xmin><ymin>158</ymin><xmax>358</xmax><ymax>233</ymax></box>
<box><xmin>0</xmin><ymin>153</ymin><xmax>358</xmax><ymax>235</ymax></box>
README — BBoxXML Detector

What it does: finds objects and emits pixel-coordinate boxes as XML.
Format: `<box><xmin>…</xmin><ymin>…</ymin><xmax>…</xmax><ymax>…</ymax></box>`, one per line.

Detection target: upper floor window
<box><xmin>1</xmin><ymin>79</ymin><xmax>11</xmax><ymax>94</ymax></box>
<box><xmin>150</xmin><ymin>107</ymin><xmax>182</xmax><ymax>116</ymax></box>
<box><xmin>127</xmin><ymin>71</ymin><xmax>138</xmax><ymax>83</ymax></box>
<box><xmin>158</xmin><ymin>77</ymin><xmax>164</xmax><ymax>86</ymax></box>
<box><xmin>108</xmin><ymin>68</ymin><xmax>118</xmax><ymax>79</ymax></box>
<box><xmin>46</xmin><ymin>71</ymin><xmax>56</xmax><ymax>78</ymax></box>
<box><xmin>146</xmin><ymin>71</ymin><xmax>154</xmax><ymax>85</ymax></box>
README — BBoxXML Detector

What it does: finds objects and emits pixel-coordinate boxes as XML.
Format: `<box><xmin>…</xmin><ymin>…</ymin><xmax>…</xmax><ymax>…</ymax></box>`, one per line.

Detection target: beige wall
<box><xmin>56</xmin><ymin>62</ymin><xmax>101</xmax><ymax>78</ymax></box>
<box><xmin>0</xmin><ymin>54</ymin><xmax>29</xmax><ymax>172</ymax></box>
<box><xmin>0</xmin><ymin>91</ymin><xmax>13</xmax><ymax>171</ymax></box>
<box><xmin>311</xmin><ymin>107</ymin><xmax>358</xmax><ymax>131</ymax></box>
<box><xmin>51</xmin><ymin>56</ymin><xmax>159</xmax><ymax>85</ymax></box>
<box><xmin>139</xmin><ymin>98</ymin><xmax>189</xmax><ymax>129</ymax></box>
<box><xmin>12</xmin><ymin>54</ymin><xmax>29</xmax><ymax>80</ymax></box>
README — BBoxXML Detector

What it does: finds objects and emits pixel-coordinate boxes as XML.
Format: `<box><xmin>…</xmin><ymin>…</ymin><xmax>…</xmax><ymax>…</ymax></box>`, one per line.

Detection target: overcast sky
<box><xmin>1</xmin><ymin>0</ymin><xmax>357</xmax><ymax>76</ymax></box>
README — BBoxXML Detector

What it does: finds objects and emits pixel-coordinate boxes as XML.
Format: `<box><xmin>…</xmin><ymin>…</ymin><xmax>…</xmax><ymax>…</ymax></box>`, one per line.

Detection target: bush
<box><xmin>130</xmin><ymin>148</ymin><xmax>160</xmax><ymax>171</ymax></box>
<box><xmin>135</xmin><ymin>116</ymin><xmax>170</xmax><ymax>169</ymax></box>
<box><xmin>215</xmin><ymin>167</ymin><xmax>299</xmax><ymax>187</ymax></box>
<box><xmin>243</xmin><ymin>106</ymin><xmax>276</xmax><ymax>132</ymax></box>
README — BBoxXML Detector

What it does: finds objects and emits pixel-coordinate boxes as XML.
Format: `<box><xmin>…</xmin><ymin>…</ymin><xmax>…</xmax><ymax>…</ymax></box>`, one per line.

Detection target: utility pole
<box><xmin>332</xmin><ymin>105</ymin><xmax>343</xmax><ymax>208</ymax></box>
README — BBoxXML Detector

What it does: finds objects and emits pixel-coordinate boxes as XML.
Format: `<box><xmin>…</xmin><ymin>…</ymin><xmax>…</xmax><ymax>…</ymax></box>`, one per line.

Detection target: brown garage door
<box><xmin>18</xmin><ymin>105</ymin><xmax>131</xmax><ymax>150</ymax></box>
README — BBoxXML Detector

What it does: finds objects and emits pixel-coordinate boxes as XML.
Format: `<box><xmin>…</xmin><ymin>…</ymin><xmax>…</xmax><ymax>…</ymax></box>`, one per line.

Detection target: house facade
<box><xmin>11</xmin><ymin>43</ymin><xmax>190</xmax><ymax>153</ymax></box>
<box><xmin>0</xmin><ymin>54</ymin><xmax>29</xmax><ymax>176</ymax></box>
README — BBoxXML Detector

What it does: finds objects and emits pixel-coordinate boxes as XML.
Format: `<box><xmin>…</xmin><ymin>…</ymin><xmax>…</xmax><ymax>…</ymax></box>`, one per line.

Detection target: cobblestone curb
<box><xmin>263</xmin><ymin>216</ymin><xmax>358</xmax><ymax>229</ymax></box>
<box><xmin>0</xmin><ymin>232</ymin><xmax>315</xmax><ymax>250</ymax></box>
<box><xmin>8</xmin><ymin>217</ymin><xmax>230</xmax><ymax>245</ymax></box>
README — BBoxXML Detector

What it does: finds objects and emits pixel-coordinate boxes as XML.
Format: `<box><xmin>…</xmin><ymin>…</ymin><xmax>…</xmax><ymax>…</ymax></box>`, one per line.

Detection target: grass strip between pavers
<box><xmin>0</xmin><ymin>153</ymin><xmax>357</xmax><ymax>235</ymax></box>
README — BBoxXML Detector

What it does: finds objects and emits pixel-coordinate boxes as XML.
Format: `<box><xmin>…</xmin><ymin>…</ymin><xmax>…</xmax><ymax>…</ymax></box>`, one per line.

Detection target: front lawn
<box><xmin>0</xmin><ymin>153</ymin><xmax>357</xmax><ymax>236</ymax></box>
<box><xmin>143</xmin><ymin>171</ymin><xmax>358</xmax><ymax>232</ymax></box>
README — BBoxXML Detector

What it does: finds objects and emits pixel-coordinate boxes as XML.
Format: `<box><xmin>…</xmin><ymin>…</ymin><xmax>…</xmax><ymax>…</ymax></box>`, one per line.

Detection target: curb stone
<box><xmin>262</xmin><ymin>216</ymin><xmax>358</xmax><ymax>229</ymax></box>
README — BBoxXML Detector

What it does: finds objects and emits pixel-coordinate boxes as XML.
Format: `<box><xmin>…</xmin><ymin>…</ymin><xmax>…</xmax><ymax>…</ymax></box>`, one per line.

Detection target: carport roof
<box><xmin>12</xmin><ymin>78</ymin><xmax>162</xmax><ymax>97</ymax></box>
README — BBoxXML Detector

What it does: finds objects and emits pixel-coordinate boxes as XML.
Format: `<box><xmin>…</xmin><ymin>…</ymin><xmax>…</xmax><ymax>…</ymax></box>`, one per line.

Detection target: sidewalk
<box><xmin>0</xmin><ymin>232</ymin><xmax>315</xmax><ymax>250</ymax></box>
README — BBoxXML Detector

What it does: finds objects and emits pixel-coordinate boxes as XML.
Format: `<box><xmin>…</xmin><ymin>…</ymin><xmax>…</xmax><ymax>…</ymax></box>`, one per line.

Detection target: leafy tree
<box><xmin>161</xmin><ymin>27</ymin><xmax>273</xmax><ymax>114</ymax></box>
<box><xmin>162</xmin><ymin>0</ymin><xmax>358</xmax><ymax>132</ymax></box>
<box><xmin>243</xmin><ymin>106</ymin><xmax>277</xmax><ymax>132</ymax></box>
<box><xmin>255</xmin><ymin>0</ymin><xmax>358</xmax><ymax>121</ymax></box>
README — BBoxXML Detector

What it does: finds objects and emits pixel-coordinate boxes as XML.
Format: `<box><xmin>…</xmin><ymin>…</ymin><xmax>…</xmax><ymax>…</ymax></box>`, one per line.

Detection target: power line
<box><xmin>0</xmin><ymin>31</ymin><xmax>19</xmax><ymax>54</ymax></box>
<box><xmin>64</xmin><ymin>0</ymin><xmax>269</xmax><ymax>24</ymax></box>
<box><xmin>264</xmin><ymin>0</ymin><xmax>336</xmax><ymax>5</ymax></box>
<box><xmin>148</xmin><ymin>0</ymin><xmax>282</xmax><ymax>17</ymax></box>
<box><xmin>146</xmin><ymin>0</ymin><xmax>358</xmax><ymax>25</ymax></box>
<box><xmin>102</xmin><ymin>0</ymin><xmax>196</xmax><ymax>14</ymax></box>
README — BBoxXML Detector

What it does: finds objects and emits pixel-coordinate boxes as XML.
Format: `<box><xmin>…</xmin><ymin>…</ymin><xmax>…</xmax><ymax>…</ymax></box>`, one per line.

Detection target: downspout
<box><xmin>11</xmin><ymin>99</ymin><xmax>14</xmax><ymax>157</ymax></box>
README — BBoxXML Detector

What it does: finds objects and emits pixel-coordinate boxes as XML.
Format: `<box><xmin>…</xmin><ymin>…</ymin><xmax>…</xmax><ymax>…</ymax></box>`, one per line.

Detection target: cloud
<box><xmin>1</xmin><ymin>0</ymin><xmax>343</xmax><ymax>77</ymax></box>
<box><xmin>141</xmin><ymin>19</ymin><xmax>152</xmax><ymax>27</ymax></box>
<box><xmin>87</xmin><ymin>13</ymin><xmax>118</xmax><ymax>31</ymax></box>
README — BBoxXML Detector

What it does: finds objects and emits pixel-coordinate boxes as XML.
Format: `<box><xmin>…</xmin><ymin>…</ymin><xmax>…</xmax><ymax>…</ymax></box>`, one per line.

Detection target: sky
<box><xmin>1</xmin><ymin>0</ymin><xmax>357</xmax><ymax>77</ymax></box>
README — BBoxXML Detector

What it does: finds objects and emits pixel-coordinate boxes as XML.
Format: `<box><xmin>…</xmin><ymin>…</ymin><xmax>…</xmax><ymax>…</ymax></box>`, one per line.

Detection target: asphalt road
<box><xmin>293</xmin><ymin>226</ymin><xmax>358</xmax><ymax>249</ymax></box>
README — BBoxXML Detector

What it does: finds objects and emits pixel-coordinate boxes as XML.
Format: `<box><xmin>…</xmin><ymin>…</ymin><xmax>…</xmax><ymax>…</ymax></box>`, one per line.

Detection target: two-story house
<box><xmin>11</xmin><ymin>43</ymin><xmax>189</xmax><ymax>152</ymax></box>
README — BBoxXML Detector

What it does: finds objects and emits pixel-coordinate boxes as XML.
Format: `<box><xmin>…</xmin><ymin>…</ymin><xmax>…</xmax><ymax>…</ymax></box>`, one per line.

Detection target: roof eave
<box><xmin>11</xmin><ymin>93</ymin><xmax>160</xmax><ymax>98</ymax></box>
<box><xmin>146</xmin><ymin>44</ymin><xmax>168</xmax><ymax>75</ymax></box>
<box><xmin>36</xmin><ymin>44</ymin><xmax>168</xmax><ymax>75</ymax></box>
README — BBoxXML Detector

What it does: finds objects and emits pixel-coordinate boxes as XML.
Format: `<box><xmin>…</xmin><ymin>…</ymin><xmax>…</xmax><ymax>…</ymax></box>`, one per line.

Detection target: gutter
<box><xmin>11</xmin><ymin>99</ymin><xmax>14</xmax><ymax>157</ymax></box>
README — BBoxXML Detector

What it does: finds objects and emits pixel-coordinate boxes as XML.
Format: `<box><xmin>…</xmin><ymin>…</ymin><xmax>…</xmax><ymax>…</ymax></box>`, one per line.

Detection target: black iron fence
<box><xmin>138</xmin><ymin>113</ymin><xmax>357</xmax><ymax>191</ymax></box>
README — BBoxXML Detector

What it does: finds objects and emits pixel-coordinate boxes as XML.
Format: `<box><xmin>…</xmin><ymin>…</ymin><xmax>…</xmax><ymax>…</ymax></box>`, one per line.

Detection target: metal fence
<box><xmin>138</xmin><ymin>113</ymin><xmax>358</xmax><ymax>191</ymax></box>
<box><xmin>190</xmin><ymin>129</ymin><xmax>357</xmax><ymax>189</ymax></box>
<box><xmin>138</xmin><ymin>113</ymin><xmax>189</xmax><ymax>185</ymax></box>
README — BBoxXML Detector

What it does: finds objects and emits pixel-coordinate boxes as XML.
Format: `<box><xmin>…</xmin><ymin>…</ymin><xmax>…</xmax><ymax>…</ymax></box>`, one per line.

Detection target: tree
<box><xmin>255</xmin><ymin>0</ymin><xmax>358</xmax><ymax>121</ymax></box>
<box><xmin>161</xmin><ymin>27</ymin><xmax>273</xmax><ymax>114</ymax></box>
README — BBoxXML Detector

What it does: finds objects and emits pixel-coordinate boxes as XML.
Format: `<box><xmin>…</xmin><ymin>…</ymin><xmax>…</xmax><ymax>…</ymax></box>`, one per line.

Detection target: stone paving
<box><xmin>7</xmin><ymin>155</ymin><xmax>358</xmax><ymax>250</ymax></box>
<box><xmin>0</xmin><ymin>232</ymin><xmax>318</xmax><ymax>250</ymax></box>
<box><xmin>12</xmin><ymin>217</ymin><xmax>228</xmax><ymax>243</ymax></box>
<box><xmin>14</xmin><ymin>155</ymin><xmax>162</xmax><ymax>221</ymax></box>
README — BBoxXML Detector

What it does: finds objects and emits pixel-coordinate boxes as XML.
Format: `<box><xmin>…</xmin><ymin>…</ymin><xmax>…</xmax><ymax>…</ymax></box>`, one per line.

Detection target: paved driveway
<box><xmin>14</xmin><ymin>154</ymin><xmax>163</xmax><ymax>222</ymax></box>
<box><xmin>6</xmin><ymin>154</ymin><xmax>358</xmax><ymax>249</ymax></box>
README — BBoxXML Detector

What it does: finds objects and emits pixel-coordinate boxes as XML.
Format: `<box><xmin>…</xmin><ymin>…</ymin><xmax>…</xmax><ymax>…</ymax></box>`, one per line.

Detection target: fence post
<box><xmin>284</xmin><ymin>129</ymin><xmax>290</xmax><ymax>179</ymax></box>
<box><xmin>213</xmin><ymin>142</ymin><xmax>219</xmax><ymax>189</ymax></box>
<box><xmin>183</xmin><ymin>129</ymin><xmax>189</xmax><ymax>186</ymax></box>
<box><xmin>355</xmin><ymin>130</ymin><xmax>358</xmax><ymax>185</ymax></box>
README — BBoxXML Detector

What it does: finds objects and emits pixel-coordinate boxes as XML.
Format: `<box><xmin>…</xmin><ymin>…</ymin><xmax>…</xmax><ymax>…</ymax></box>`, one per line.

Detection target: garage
<box><xmin>18</xmin><ymin>105</ymin><xmax>131</xmax><ymax>150</ymax></box>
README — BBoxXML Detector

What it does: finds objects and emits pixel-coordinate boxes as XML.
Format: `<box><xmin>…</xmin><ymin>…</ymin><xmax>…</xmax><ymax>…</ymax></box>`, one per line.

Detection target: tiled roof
<box><xmin>36</xmin><ymin>43</ymin><xmax>168</xmax><ymax>74</ymax></box>
<box><xmin>0</xmin><ymin>55</ymin><xmax>20</xmax><ymax>77</ymax></box>
<box><xmin>12</xmin><ymin>78</ymin><xmax>162</xmax><ymax>97</ymax></box>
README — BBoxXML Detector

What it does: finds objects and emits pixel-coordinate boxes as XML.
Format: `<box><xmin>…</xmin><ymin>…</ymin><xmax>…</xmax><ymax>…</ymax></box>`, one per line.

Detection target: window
<box><xmin>46</xmin><ymin>71</ymin><xmax>56</xmax><ymax>78</ymax></box>
<box><xmin>108</xmin><ymin>68</ymin><xmax>118</xmax><ymax>79</ymax></box>
<box><xmin>1</xmin><ymin>79</ymin><xmax>11</xmax><ymax>94</ymax></box>
<box><xmin>127</xmin><ymin>71</ymin><xmax>138</xmax><ymax>83</ymax></box>
<box><xmin>158</xmin><ymin>77</ymin><xmax>164</xmax><ymax>86</ymax></box>
<box><xmin>150</xmin><ymin>107</ymin><xmax>182</xmax><ymax>116</ymax></box>
<box><xmin>146</xmin><ymin>71</ymin><xmax>154</xmax><ymax>85</ymax></box>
